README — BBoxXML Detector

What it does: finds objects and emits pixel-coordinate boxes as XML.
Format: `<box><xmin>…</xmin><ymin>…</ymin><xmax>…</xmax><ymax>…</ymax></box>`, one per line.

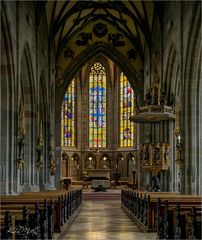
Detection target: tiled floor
<box><xmin>63</xmin><ymin>200</ymin><xmax>157</xmax><ymax>240</ymax></box>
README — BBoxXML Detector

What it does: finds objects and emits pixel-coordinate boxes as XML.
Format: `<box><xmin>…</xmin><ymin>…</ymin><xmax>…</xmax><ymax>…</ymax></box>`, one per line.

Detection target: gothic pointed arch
<box><xmin>1</xmin><ymin>2</ymin><xmax>16</xmax><ymax>194</ymax></box>
<box><xmin>100</xmin><ymin>153</ymin><xmax>111</xmax><ymax>169</ymax></box>
<box><xmin>39</xmin><ymin>72</ymin><xmax>49</xmax><ymax>182</ymax></box>
<box><xmin>165</xmin><ymin>44</ymin><xmax>179</xmax><ymax>97</ymax></box>
<box><xmin>61</xmin><ymin>152</ymin><xmax>70</xmax><ymax>178</ymax></box>
<box><xmin>85</xmin><ymin>153</ymin><xmax>96</xmax><ymax>169</ymax></box>
<box><xmin>61</xmin><ymin>78</ymin><xmax>76</xmax><ymax>147</ymax></box>
<box><xmin>20</xmin><ymin>42</ymin><xmax>36</xmax><ymax>189</ymax></box>
<box><xmin>83</xmin><ymin>55</ymin><xmax>112</xmax><ymax>90</ymax></box>
<box><xmin>88</xmin><ymin>61</ymin><xmax>107</xmax><ymax>148</ymax></box>
<box><xmin>58</xmin><ymin>43</ymin><xmax>142</xmax><ymax>105</ymax></box>
<box><xmin>126</xmin><ymin>152</ymin><xmax>135</xmax><ymax>177</ymax></box>
<box><xmin>119</xmin><ymin>72</ymin><xmax>135</xmax><ymax>148</ymax></box>
<box><xmin>71</xmin><ymin>152</ymin><xmax>81</xmax><ymax>177</ymax></box>
<box><xmin>183</xmin><ymin>2</ymin><xmax>202</xmax><ymax>194</ymax></box>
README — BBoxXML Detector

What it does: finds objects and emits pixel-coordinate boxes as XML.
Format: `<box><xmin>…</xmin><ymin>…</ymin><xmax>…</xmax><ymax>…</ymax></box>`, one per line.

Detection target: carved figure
<box><xmin>93</xmin><ymin>23</ymin><xmax>108</xmax><ymax>38</ymax></box>
<box><xmin>64</xmin><ymin>48</ymin><xmax>74</xmax><ymax>60</ymax></box>
<box><xmin>108</xmin><ymin>33</ymin><xmax>125</xmax><ymax>47</ymax></box>
<box><xmin>151</xmin><ymin>175</ymin><xmax>161</xmax><ymax>192</ymax></box>
<box><xmin>154</xmin><ymin>147</ymin><xmax>160</xmax><ymax>160</ymax></box>
<box><xmin>168</xmin><ymin>93</ymin><xmax>175</xmax><ymax>109</ymax></box>
<box><xmin>144</xmin><ymin>147</ymin><xmax>150</xmax><ymax>165</ymax></box>
<box><xmin>134</xmin><ymin>95</ymin><xmax>139</xmax><ymax>114</ymax></box>
<box><xmin>164</xmin><ymin>146</ymin><xmax>169</xmax><ymax>161</ymax></box>
<box><xmin>145</xmin><ymin>90</ymin><xmax>152</xmax><ymax>105</ymax></box>
<box><xmin>160</xmin><ymin>91</ymin><xmax>167</xmax><ymax>106</ymax></box>
<box><xmin>18</xmin><ymin>129</ymin><xmax>25</xmax><ymax>160</ymax></box>
<box><xmin>76</xmin><ymin>32</ymin><xmax>92</xmax><ymax>46</ymax></box>
<box><xmin>49</xmin><ymin>153</ymin><xmax>57</xmax><ymax>176</ymax></box>
<box><xmin>127</xmin><ymin>49</ymin><xmax>137</xmax><ymax>60</ymax></box>
<box><xmin>153</xmin><ymin>86</ymin><xmax>159</xmax><ymax>105</ymax></box>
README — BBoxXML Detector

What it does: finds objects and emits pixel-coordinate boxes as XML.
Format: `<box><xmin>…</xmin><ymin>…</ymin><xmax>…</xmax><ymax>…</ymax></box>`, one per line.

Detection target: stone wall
<box><xmin>0</xmin><ymin>2</ymin><xmax>55</xmax><ymax>194</ymax></box>
<box><xmin>143</xmin><ymin>1</ymin><xmax>201</xmax><ymax>194</ymax></box>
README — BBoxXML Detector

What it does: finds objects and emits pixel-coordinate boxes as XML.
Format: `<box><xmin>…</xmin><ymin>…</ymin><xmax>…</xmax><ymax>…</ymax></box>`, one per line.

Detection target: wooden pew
<box><xmin>1</xmin><ymin>189</ymin><xmax>82</xmax><ymax>237</ymax></box>
<box><xmin>20</xmin><ymin>190</ymin><xmax>66</xmax><ymax>231</ymax></box>
<box><xmin>2</xmin><ymin>190</ymin><xmax>71</xmax><ymax>232</ymax></box>
<box><xmin>121</xmin><ymin>190</ymin><xmax>202</xmax><ymax>234</ymax></box>
<box><xmin>27</xmin><ymin>189</ymin><xmax>83</xmax><ymax>231</ymax></box>
<box><xmin>1</xmin><ymin>196</ymin><xmax>56</xmax><ymax>235</ymax></box>
<box><xmin>157</xmin><ymin>199</ymin><xmax>202</xmax><ymax>239</ymax></box>
<box><xmin>0</xmin><ymin>211</ymin><xmax>16</xmax><ymax>239</ymax></box>
<box><xmin>187</xmin><ymin>206</ymin><xmax>202</xmax><ymax>239</ymax></box>
<box><xmin>1</xmin><ymin>200</ymin><xmax>50</xmax><ymax>239</ymax></box>
<box><xmin>2</xmin><ymin>189</ymin><xmax>82</xmax><ymax>232</ymax></box>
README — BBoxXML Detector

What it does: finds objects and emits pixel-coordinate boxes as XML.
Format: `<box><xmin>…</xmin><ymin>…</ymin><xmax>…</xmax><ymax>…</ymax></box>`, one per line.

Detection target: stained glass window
<box><xmin>89</xmin><ymin>62</ymin><xmax>106</xmax><ymax>148</ymax></box>
<box><xmin>120</xmin><ymin>72</ymin><xmax>134</xmax><ymax>147</ymax></box>
<box><xmin>61</xmin><ymin>79</ymin><xmax>75</xmax><ymax>147</ymax></box>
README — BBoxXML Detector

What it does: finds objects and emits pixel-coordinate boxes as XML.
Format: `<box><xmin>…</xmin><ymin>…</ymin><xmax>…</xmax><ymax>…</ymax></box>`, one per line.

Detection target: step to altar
<box><xmin>82</xmin><ymin>190</ymin><xmax>121</xmax><ymax>201</ymax></box>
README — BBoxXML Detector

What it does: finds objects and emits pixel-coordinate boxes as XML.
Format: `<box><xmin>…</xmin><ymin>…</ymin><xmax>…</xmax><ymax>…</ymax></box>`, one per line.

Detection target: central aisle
<box><xmin>63</xmin><ymin>200</ymin><xmax>157</xmax><ymax>240</ymax></box>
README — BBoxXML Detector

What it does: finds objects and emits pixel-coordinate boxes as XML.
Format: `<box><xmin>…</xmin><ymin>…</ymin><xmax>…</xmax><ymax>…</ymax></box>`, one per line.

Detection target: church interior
<box><xmin>1</xmin><ymin>1</ymin><xmax>201</xmax><ymax>239</ymax></box>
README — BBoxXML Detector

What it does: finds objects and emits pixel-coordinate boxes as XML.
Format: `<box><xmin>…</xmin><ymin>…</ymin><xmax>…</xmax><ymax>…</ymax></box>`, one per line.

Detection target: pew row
<box><xmin>157</xmin><ymin>199</ymin><xmax>202</xmax><ymax>239</ymax></box>
<box><xmin>0</xmin><ymin>189</ymin><xmax>82</xmax><ymax>239</ymax></box>
<box><xmin>121</xmin><ymin>190</ymin><xmax>202</xmax><ymax>236</ymax></box>
<box><xmin>0</xmin><ymin>201</ymin><xmax>49</xmax><ymax>240</ymax></box>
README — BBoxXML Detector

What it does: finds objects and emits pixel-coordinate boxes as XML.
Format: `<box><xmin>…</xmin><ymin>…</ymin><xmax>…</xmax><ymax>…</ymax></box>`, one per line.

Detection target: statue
<box><xmin>76</xmin><ymin>32</ymin><xmax>92</xmax><ymax>46</ymax></box>
<box><xmin>160</xmin><ymin>91</ymin><xmax>167</xmax><ymax>106</ymax></box>
<box><xmin>176</xmin><ymin>143</ymin><xmax>182</xmax><ymax>161</ymax></box>
<box><xmin>153</xmin><ymin>86</ymin><xmax>159</xmax><ymax>105</ymax></box>
<box><xmin>108</xmin><ymin>33</ymin><xmax>125</xmax><ymax>47</ymax></box>
<box><xmin>168</xmin><ymin>93</ymin><xmax>175</xmax><ymax>109</ymax></box>
<box><xmin>17</xmin><ymin>101</ymin><xmax>26</xmax><ymax>168</ymax></box>
<box><xmin>164</xmin><ymin>146</ymin><xmax>169</xmax><ymax>161</ymax></box>
<box><xmin>145</xmin><ymin>90</ymin><xmax>152</xmax><ymax>105</ymax></box>
<box><xmin>17</xmin><ymin>129</ymin><xmax>25</xmax><ymax>160</ymax></box>
<box><xmin>134</xmin><ymin>95</ymin><xmax>139</xmax><ymax>114</ymax></box>
<box><xmin>17</xmin><ymin>128</ymin><xmax>25</xmax><ymax>168</ymax></box>
<box><xmin>36</xmin><ymin>129</ymin><xmax>43</xmax><ymax>169</ymax></box>
<box><xmin>55</xmin><ymin>66</ymin><xmax>64</xmax><ymax>87</ymax></box>
<box><xmin>154</xmin><ymin>147</ymin><xmax>160</xmax><ymax>164</ymax></box>
<box><xmin>49</xmin><ymin>153</ymin><xmax>57</xmax><ymax>176</ymax></box>
<box><xmin>144</xmin><ymin>147</ymin><xmax>150</xmax><ymax>165</ymax></box>
<box><xmin>151</xmin><ymin>175</ymin><xmax>161</xmax><ymax>192</ymax></box>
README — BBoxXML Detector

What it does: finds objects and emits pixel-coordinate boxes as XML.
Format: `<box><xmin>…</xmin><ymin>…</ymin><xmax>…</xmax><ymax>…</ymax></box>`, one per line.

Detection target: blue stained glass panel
<box><xmin>120</xmin><ymin>73</ymin><xmax>135</xmax><ymax>147</ymax></box>
<box><xmin>89</xmin><ymin>62</ymin><xmax>106</xmax><ymax>148</ymax></box>
<box><xmin>61</xmin><ymin>79</ymin><xmax>75</xmax><ymax>147</ymax></box>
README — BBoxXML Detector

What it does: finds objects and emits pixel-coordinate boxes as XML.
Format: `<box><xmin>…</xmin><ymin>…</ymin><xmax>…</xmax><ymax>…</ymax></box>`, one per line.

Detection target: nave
<box><xmin>63</xmin><ymin>199</ymin><xmax>156</xmax><ymax>240</ymax></box>
<box><xmin>1</xmin><ymin>1</ymin><xmax>201</xmax><ymax>239</ymax></box>
<box><xmin>1</xmin><ymin>187</ymin><xmax>201</xmax><ymax>239</ymax></box>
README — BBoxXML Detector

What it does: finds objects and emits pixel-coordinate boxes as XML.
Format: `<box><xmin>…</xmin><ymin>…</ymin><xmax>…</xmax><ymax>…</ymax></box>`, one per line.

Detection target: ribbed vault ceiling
<box><xmin>44</xmin><ymin>1</ymin><xmax>154</xmax><ymax>76</ymax></box>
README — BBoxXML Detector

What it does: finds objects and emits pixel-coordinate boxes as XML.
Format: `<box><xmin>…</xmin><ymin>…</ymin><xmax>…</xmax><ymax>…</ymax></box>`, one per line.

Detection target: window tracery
<box><xmin>120</xmin><ymin>72</ymin><xmax>134</xmax><ymax>147</ymax></box>
<box><xmin>61</xmin><ymin>79</ymin><xmax>76</xmax><ymax>147</ymax></box>
<box><xmin>89</xmin><ymin>62</ymin><xmax>106</xmax><ymax>148</ymax></box>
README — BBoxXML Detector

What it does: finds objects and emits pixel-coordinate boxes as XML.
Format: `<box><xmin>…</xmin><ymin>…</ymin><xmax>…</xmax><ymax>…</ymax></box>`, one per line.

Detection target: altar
<box><xmin>91</xmin><ymin>179</ymin><xmax>110</xmax><ymax>189</ymax></box>
<box><xmin>84</xmin><ymin>169</ymin><xmax>111</xmax><ymax>179</ymax></box>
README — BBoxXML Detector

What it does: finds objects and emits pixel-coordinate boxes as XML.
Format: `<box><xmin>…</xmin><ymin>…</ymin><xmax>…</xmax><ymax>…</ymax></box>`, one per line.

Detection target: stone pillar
<box><xmin>182</xmin><ymin>91</ymin><xmax>200</xmax><ymax>194</ymax></box>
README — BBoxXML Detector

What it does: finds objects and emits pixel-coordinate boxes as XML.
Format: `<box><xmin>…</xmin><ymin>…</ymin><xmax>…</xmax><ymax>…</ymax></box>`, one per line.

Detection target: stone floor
<box><xmin>63</xmin><ymin>200</ymin><xmax>157</xmax><ymax>240</ymax></box>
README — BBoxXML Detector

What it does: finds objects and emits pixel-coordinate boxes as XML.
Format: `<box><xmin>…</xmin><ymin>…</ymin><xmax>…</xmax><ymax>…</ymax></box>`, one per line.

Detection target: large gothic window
<box><xmin>120</xmin><ymin>72</ymin><xmax>134</xmax><ymax>147</ymax></box>
<box><xmin>61</xmin><ymin>79</ymin><xmax>76</xmax><ymax>147</ymax></box>
<box><xmin>89</xmin><ymin>62</ymin><xmax>106</xmax><ymax>148</ymax></box>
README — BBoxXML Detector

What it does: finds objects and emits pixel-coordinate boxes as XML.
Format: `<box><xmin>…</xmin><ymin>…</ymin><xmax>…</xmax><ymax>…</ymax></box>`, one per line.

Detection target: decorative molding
<box><xmin>93</xmin><ymin>23</ymin><xmax>108</xmax><ymax>38</ymax></box>
<box><xmin>75</xmin><ymin>32</ymin><xmax>92</xmax><ymax>46</ymax></box>
<box><xmin>64</xmin><ymin>47</ymin><xmax>74</xmax><ymax>60</ymax></box>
